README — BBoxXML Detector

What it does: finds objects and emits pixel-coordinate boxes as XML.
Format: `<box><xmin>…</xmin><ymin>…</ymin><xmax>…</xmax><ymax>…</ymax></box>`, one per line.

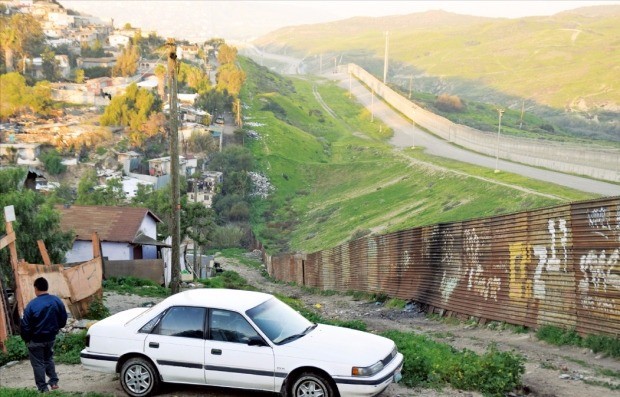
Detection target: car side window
<box><xmin>153</xmin><ymin>306</ymin><xmax>206</xmax><ymax>339</ymax></box>
<box><xmin>209</xmin><ymin>309</ymin><xmax>260</xmax><ymax>344</ymax></box>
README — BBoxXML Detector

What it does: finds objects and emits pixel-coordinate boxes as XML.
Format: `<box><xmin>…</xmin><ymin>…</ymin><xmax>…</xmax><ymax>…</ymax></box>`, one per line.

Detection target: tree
<box><xmin>0</xmin><ymin>168</ymin><xmax>73</xmax><ymax>273</ymax></box>
<box><xmin>75</xmin><ymin>68</ymin><xmax>85</xmax><ymax>83</ymax></box>
<box><xmin>0</xmin><ymin>14</ymin><xmax>45</xmax><ymax>72</ymax></box>
<box><xmin>0</xmin><ymin>72</ymin><xmax>54</xmax><ymax>118</ymax></box>
<box><xmin>39</xmin><ymin>148</ymin><xmax>66</xmax><ymax>175</ymax></box>
<box><xmin>195</xmin><ymin>88</ymin><xmax>230</xmax><ymax>117</ymax></box>
<box><xmin>154</xmin><ymin>63</ymin><xmax>166</xmax><ymax>100</ymax></box>
<box><xmin>41</xmin><ymin>47</ymin><xmax>59</xmax><ymax>82</ymax></box>
<box><xmin>75</xmin><ymin>169</ymin><xmax>126</xmax><ymax>206</ymax></box>
<box><xmin>100</xmin><ymin>83</ymin><xmax>162</xmax><ymax>144</ymax></box>
<box><xmin>184</xmin><ymin>201</ymin><xmax>215</xmax><ymax>275</ymax></box>
<box><xmin>217</xmin><ymin>43</ymin><xmax>237</xmax><ymax>65</ymax></box>
<box><xmin>216</xmin><ymin>63</ymin><xmax>246</xmax><ymax>96</ymax></box>
<box><xmin>178</xmin><ymin>62</ymin><xmax>211</xmax><ymax>94</ymax></box>
<box><xmin>113</xmin><ymin>44</ymin><xmax>139</xmax><ymax>77</ymax></box>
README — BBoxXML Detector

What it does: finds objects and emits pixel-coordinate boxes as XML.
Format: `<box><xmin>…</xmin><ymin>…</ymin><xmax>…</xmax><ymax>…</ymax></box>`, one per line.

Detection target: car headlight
<box><xmin>352</xmin><ymin>360</ymin><xmax>384</xmax><ymax>377</ymax></box>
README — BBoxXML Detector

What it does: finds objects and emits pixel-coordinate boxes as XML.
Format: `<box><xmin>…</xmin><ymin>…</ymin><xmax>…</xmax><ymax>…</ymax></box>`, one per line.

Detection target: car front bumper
<box><xmin>333</xmin><ymin>352</ymin><xmax>404</xmax><ymax>397</ymax></box>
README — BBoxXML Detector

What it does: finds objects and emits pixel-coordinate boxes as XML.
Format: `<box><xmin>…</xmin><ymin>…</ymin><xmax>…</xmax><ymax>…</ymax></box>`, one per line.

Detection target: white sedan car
<box><xmin>81</xmin><ymin>289</ymin><xmax>403</xmax><ymax>397</ymax></box>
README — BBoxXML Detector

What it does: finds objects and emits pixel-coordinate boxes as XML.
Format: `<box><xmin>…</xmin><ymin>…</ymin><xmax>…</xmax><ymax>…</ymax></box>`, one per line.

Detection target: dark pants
<box><xmin>27</xmin><ymin>341</ymin><xmax>59</xmax><ymax>392</ymax></box>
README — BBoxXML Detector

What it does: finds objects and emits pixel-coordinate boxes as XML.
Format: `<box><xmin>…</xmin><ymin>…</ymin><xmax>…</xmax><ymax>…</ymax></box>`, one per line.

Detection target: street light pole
<box><xmin>348</xmin><ymin>72</ymin><xmax>352</xmax><ymax>98</ymax></box>
<box><xmin>495</xmin><ymin>108</ymin><xmax>504</xmax><ymax>173</ymax></box>
<box><xmin>383</xmin><ymin>31</ymin><xmax>389</xmax><ymax>84</ymax></box>
<box><xmin>371</xmin><ymin>89</ymin><xmax>374</xmax><ymax>122</ymax></box>
<box><xmin>411</xmin><ymin>115</ymin><xmax>415</xmax><ymax>149</ymax></box>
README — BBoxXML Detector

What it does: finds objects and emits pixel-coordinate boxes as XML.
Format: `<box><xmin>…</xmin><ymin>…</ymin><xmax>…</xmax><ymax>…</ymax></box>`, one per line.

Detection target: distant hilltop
<box><xmin>254</xmin><ymin>5</ymin><xmax>620</xmax><ymax>115</ymax></box>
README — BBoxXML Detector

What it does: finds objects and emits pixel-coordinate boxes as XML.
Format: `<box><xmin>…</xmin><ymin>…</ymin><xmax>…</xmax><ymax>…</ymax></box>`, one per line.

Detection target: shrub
<box><xmin>39</xmin><ymin>149</ymin><xmax>67</xmax><ymax>175</ymax></box>
<box><xmin>434</xmin><ymin>94</ymin><xmax>465</xmax><ymax>112</ymax></box>
<box><xmin>0</xmin><ymin>336</ymin><xmax>28</xmax><ymax>366</ymax></box>
<box><xmin>54</xmin><ymin>330</ymin><xmax>87</xmax><ymax>364</ymax></box>
<box><xmin>211</xmin><ymin>224</ymin><xmax>246</xmax><ymax>248</ymax></box>
<box><xmin>383</xmin><ymin>330</ymin><xmax>524</xmax><ymax>396</ymax></box>
<box><xmin>103</xmin><ymin>276</ymin><xmax>169</xmax><ymax>297</ymax></box>
<box><xmin>87</xmin><ymin>296</ymin><xmax>110</xmax><ymax>320</ymax></box>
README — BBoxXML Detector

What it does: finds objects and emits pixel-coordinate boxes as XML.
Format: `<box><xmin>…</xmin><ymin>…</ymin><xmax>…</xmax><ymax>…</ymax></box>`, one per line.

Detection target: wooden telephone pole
<box><xmin>167</xmin><ymin>39</ymin><xmax>181</xmax><ymax>294</ymax></box>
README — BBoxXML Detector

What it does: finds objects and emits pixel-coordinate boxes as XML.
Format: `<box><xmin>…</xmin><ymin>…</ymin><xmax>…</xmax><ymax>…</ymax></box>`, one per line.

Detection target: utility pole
<box><xmin>519</xmin><ymin>99</ymin><xmax>525</xmax><ymax>129</ymax></box>
<box><xmin>235</xmin><ymin>98</ymin><xmax>242</xmax><ymax>127</ymax></box>
<box><xmin>371</xmin><ymin>89</ymin><xmax>374</xmax><ymax>122</ymax></box>
<box><xmin>409</xmin><ymin>75</ymin><xmax>413</xmax><ymax>99</ymax></box>
<box><xmin>167</xmin><ymin>38</ymin><xmax>181</xmax><ymax>294</ymax></box>
<box><xmin>348</xmin><ymin>72</ymin><xmax>352</xmax><ymax>98</ymax></box>
<box><xmin>495</xmin><ymin>108</ymin><xmax>504</xmax><ymax>173</ymax></box>
<box><xmin>383</xmin><ymin>31</ymin><xmax>389</xmax><ymax>84</ymax></box>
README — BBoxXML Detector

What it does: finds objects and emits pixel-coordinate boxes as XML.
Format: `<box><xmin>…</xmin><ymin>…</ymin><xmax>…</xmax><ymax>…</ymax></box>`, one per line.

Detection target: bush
<box><xmin>39</xmin><ymin>149</ymin><xmax>67</xmax><ymax>175</ymax></box>
<box><xmin>0</xmin><ymin>336</ymin><xmax>28</xmax><ymax>366</ymax></box>
<box><xmin>54</xmin><ymin>330</ymin><xmax>87</xmax><ymax>364</ymax></box>
<box><xmin>434</xmin><ymin>94</ymin><xmax>465</xmax><ymax>112</ymax></box>
<box><xmin>87</xmin><ymin>296</ymin><xmax>110</xmax><ymax>320</ymax></box>
<box><xmin>382</xmin><ymin>330</ymin><xmax>524</xmax><ymax>396</ymax></box>
<box><xmin>0</xmin><ymin>331</ymin><xmax>87</xmax><ymax>366</ymax></box>
<box><xmin>536</xmin><ymin>325</ymin><xmax>620</xmax><ymax>358</ymax></box>
<box><xmin>103</xmin><ymin>276</ymin><xmax>169</xmax><ymax>297</ymax></box>
<box><xmin>211</xmin><ymin>224</ymin><xmax>246</xmax><ymax>248</ymax></box>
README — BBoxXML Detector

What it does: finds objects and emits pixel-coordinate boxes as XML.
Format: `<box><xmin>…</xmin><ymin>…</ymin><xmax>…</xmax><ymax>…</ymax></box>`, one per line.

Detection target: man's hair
<box><xmin>34</xmin><ymin>277</ymin><xmax>49</xmax><ymax>292</ymax></box>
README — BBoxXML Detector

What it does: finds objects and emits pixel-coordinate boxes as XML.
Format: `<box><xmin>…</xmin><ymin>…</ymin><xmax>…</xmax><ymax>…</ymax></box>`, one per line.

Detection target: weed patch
<box><xmin>536</xmin><ymin>325</ymin><xmax>620</xmax><ymax>358</ymax></box>
<box><xmin>0</xmin><ymin>331</ymin><xmax>86</xmax><ymax>367</ymax></box>
<box><xmin>103</xmin><ymin>277</ymin><xmax>169</xmax><ymax>297</ymax></box>
<box><xmin>383</xmin><ymin>330</ymin><xmax>525</xmax><ymax>396</ymax></box>
<box><xmin>198</xmin><ymin>270</ymin><xmax>256</xmax><ymax>290</ymax></box>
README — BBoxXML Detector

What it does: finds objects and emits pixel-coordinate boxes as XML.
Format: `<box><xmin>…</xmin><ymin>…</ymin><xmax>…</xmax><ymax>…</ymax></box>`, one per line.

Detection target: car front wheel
<box><xmin>291</xmin><ymin>371</ymin><xmax>336</xmax><ymax>397</ymax></box>
<box><xmin>120</xmin><ymin>357</ymin><xmax>160</xmax><ymax>397</ymax></box>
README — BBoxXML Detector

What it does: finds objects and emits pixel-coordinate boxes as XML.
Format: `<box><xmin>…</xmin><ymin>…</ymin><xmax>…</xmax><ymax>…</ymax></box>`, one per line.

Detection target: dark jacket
<box><xmin>20</xmin><ymin>293</ymin><xmax>68</xmax><ymax>343</ymax></box>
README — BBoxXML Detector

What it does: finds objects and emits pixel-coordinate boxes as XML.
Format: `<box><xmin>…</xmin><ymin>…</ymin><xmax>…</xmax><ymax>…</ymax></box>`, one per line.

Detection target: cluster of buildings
<box><xmin>1</xmin><ymin>0</ymin><xmax>225</xmax><ymax>208</ymax></box>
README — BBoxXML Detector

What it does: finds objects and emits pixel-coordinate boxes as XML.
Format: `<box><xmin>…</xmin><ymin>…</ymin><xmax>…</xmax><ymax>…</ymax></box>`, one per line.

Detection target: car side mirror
<box><xmin>248</xmin><ymin>337</ymin><xmax>268</xmax><ymax>347</ymax></box>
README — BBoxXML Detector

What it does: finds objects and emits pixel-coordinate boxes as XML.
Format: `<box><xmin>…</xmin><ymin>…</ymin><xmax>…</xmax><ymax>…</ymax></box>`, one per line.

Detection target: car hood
<box><xmin>279</xmin><ymin>324</ymin><xmax>394</xmax><ymax>366</ymax></box>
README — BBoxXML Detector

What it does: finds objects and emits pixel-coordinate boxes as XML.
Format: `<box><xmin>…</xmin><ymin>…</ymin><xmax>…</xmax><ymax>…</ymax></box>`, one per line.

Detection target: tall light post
<box><xmin>348</xmin><ymin>71</ymin><xmax>352</xmax><ymax>98</ymax></box>
<box><xmin>411</xmin><ymin>107</ymin><xmax>415</xmax><ymax>149</ymax></box>
<box><xmin>383</xmin><ymin>31</ymin><xmax>389</xmax><ymax>84</ymax></box>
<box><xmin>371</xmin><ymin>89</ymin><xmax>374</xmax><ymax>122</ymax></box>
<box><xmin>495</xmin><ymin>108</ymin><xmax>504</xmax><ymax>173</ymax></box>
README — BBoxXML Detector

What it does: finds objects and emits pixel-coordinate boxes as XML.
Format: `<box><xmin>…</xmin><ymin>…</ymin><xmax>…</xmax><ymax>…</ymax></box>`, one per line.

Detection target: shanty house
<box><xmin>57</xmin><ymin>205</ymin><xmax>166</xmax><ymax>263</ymax></box>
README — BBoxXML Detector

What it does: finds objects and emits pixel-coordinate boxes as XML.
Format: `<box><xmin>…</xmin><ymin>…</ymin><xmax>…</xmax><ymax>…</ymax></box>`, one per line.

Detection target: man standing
<box><xmin>20</xmin><ymin>277</ymin><xmax>68</xmax><ymax>392</ymax></box>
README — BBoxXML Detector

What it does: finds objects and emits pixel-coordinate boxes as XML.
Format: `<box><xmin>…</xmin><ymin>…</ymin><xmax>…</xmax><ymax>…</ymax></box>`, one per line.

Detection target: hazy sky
<box><xmin>59</xmin><ymin>1</ymin><xmax>620</xmax><ymax>41</ymax></box>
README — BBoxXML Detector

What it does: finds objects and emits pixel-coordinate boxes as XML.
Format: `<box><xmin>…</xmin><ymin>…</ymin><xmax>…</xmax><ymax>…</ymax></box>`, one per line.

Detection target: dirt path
<box><xmin>1</xmin><ymin>255</ymin><xmax>618</xmax><ymax>396</ymax></box>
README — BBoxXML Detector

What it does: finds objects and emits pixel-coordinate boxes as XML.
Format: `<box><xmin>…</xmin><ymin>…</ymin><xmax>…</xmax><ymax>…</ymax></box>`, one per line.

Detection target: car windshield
<box><xmin>247</xmin><ymin>297</ymin><xmax>314</xmax><ymax>345</ymax></box>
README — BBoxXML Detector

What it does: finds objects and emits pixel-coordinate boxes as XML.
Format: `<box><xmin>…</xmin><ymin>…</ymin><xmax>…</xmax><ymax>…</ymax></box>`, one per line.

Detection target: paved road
<box><xmin>333</xmin><ymin>71</ymin><xmax>620</xmax><ymax>197</ymax></box>
<box><xmin>246</xmin><ymin>48</ymin><xmax>620</xmax><ymax>197</ymax></box>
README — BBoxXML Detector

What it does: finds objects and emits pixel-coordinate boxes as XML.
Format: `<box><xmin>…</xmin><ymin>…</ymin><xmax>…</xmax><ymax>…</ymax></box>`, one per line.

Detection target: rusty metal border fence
<box><xmin>265</xmin><ymin>196</ymin><xmax>620</xmax><ymax>336</ymax></box>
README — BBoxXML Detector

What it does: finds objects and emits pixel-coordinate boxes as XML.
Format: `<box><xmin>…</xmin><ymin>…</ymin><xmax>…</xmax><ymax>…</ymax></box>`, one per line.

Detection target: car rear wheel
<box><xmin>291</xmin><ymin>371</ymin><xmax>336</xmax><ymax>397</ymax></box>
<box><xmin>120</xmin><ymin>357</ymin><xmax>160</xmax><ymax>397</ymax></box>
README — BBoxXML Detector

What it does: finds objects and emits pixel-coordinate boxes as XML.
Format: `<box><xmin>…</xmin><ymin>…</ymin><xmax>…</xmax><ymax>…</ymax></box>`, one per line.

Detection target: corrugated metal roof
<box><xmin>56</xmin><ymin>205</ymin><xmax>161</xmax><ymax>243</ymax></box>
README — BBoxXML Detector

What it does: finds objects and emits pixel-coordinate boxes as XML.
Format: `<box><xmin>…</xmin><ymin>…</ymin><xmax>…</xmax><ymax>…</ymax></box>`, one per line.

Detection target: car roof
<box><xmin>162</xmin><ymin>288</ymin><xmax>273</xmax><ymax>312</ymax></box>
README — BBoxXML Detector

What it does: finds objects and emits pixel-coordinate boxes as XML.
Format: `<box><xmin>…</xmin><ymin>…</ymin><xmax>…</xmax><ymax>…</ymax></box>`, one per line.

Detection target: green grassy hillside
<box><xmin>239</xmin><ymin>57</ymin><xmax>595</xmax><ymax>254</ymax></box>
<box><xmin>254</xmin><ymin>6</ymin><xmax>620</xmax><ymax>142</ymax></box>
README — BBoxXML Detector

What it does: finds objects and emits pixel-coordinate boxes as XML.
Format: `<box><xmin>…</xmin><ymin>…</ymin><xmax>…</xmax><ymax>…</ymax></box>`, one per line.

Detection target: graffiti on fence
<box><xmin>508</xmin><ymin>242</ymin><xmax>533</xmax><ymax>303</ymax></box>
<box><xmin>533</xmin><ymin>219</ymin><xmax>569</xmax><ymax>299</ymax></box>
<box><xmin>464</xmin><ymin>228</ymin><xmax>501</xmax><ymax>302</ymax></box>
<box><xmin>578</xmin><ymin>206</ymin><xmax>620</xmax><ymax>317</ymax></box>
<box><xmin>439</xmin><ymin>231</ymin><xmax>460</xmax><ymax>302</ymax></box>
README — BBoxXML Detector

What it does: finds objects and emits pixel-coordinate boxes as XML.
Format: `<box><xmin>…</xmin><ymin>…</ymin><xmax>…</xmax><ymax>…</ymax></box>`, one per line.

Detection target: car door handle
<box><xmin>149</xmin><ymin>342</ymin><xmax>159</xmax><ymax>348</ymax></box>
<box><xmin>211</xmin><ymin>349</ymin><xmax>222</xmax><ymax>355</ymax></box>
